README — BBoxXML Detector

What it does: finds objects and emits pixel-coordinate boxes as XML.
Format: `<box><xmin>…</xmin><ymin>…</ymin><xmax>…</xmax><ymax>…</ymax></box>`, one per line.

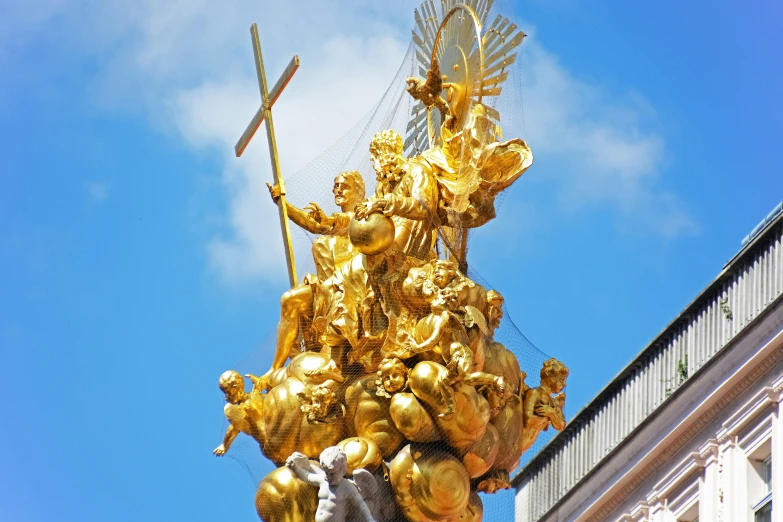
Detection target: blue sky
<box><xmin>1</xmin><ymin>0</ymin><xmax>782</xmax><ymax>520</ymax></box>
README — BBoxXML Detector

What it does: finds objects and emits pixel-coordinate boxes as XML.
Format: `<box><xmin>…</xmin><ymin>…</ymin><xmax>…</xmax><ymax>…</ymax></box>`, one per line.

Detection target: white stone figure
<box><xmin>286</xmin><ymin>447</ymin><xmax>377</xmax><ymax>522</ymax></box>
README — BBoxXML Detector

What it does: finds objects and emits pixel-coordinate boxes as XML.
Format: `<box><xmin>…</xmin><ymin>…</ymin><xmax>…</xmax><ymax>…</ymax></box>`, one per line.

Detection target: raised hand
<box><xmin>266</xmin><ymin>182</ymin><xmax>282</xmax><ymax>203</ymax></box>
<box><xmin>245</xmin><ymin>373</ymin><xmax>270</xmax><ymax>393</ymax></box>
<box><xmin>304</xmin><ymin>202</ymin><xmax>327</xmax><ymax>224</ymax></box>
<box><xmin>285</xmin><ymin>451</ymin><xmax>310</xmax><ymax>469</ymax></box>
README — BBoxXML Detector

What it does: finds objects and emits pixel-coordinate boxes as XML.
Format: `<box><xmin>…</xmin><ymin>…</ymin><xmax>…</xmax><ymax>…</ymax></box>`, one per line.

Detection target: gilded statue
<box><xmin>405</xmin><ymin>58</ymin><xmax>449</xmax><ymax>121</ymax></box>
<box><xmin>213</xmin><ymin>370</ymin><xmax>265</xmax><ymax>457</ymax></box>
<box><xmin>404</xmin><ymin>291</ymin><xmax>504</xmax><ymax>404</ymax></box>
<box><xmin>356</xmin><ymin>129</ymin><xmax>440</xmax><ymax>262</ymax></box>
<box><xmin>344</xmin><ymin>368</ymin><xmax>407</xmax><ymax>458</ymax></box>
<box><xmin>519</xmin><ymin>358</ymin><xmax>569</xmax><ymax>454</ymax></box>
<box><xmin>218</xmin><ymin>2</ymin><xmax>570</xmax><ymax>520</ymax></box>
<box><xmin>215</xmin><ymin>354</ymin><xmax>346</xmax><ymax>465</ymax></box>
<box><xmin>257</xmin><ymin>171</ymin><xmax>367</xmax><ymax>390</ymax></box>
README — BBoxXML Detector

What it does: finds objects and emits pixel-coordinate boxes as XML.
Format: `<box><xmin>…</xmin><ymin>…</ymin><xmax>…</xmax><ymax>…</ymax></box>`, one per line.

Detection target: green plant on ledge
<box><xmin>678</xmin><ymin>354</ymin><xmax>689</xmax><ymax>383</ymax></box>
<box><xmin>720</xmin><ymin>296</ymin><xmax>733</xmax><ymax>321</ymax></box>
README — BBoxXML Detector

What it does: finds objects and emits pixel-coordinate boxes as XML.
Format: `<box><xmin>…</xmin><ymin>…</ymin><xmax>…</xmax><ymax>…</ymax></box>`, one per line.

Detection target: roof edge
<box><xmin>512</xmin><ymin>207</ymin><xmax>783</xmax><ymax>486</ymax></box>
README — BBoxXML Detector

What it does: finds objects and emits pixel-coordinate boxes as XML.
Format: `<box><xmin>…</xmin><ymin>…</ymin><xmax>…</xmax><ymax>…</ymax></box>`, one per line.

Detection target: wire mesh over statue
<box><xmin>214</xmin><ymin>1</ymin><xmax>570</xmax><ymax>520</ymax></box>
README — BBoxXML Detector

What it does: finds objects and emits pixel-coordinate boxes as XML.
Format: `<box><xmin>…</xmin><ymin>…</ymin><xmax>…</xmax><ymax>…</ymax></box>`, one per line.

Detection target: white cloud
<box><xmin>2</xmin><ymin>0</ymin><xmax>415</xmax><ymax>284</ymax></box>
<box><xmin>4</xmin><ymin>0</ymin><xmax>696</xmax><ymax>283</ymax></box>
<box><xmin>165</xmin><ymin>32</ymin><xmax>408</xmax><ymax>284</ymax></box>
<box><xmin>118</xmin><ymin>1</ymin><xmax>415</xmax><ymax>286</ymax></box>
<box><xmin>510</xmin><ymin>38</ymin><xmax>698</xmax><ymax>238</ymax></box>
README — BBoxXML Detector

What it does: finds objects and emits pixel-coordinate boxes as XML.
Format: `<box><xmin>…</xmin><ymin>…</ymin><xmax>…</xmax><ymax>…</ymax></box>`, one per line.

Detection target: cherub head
<box><xmin>540</xmin><ymin>358</ymin><xmax>569</xmax><ymax>393</ymax></box>
<box><xmin>486</xmin><ymin>290</ymin><xmax>504</xmax><ymax>333</ymax></box>
<box><xmin>369</xmin><ymin>129</ymin><xmax>405</xmax><ymax>184</ymax></box>
<box><xmin>319</xmin><ymin>446</ymin><xmax>348</xmax><ymax>486</ymax></box>
<box><xmin>431</xmin><ymin>259</ymin><xmax>458</xmax><ymax>289</ymax></box>
<box><xmin>297</xmin><ymin>385</ymin><xmax>340</xmax><ymax>423</ymax></box>
<box><xmin>375</xmin><ymin>357</ymin><xmax>409</xmax><ymax>398</ymax></box>
<box><xmin>218</xmin><ymin>370</ymin><xmax>246</xmax><ymax>404</ymax></box>
<box><xmin>333</xmin><ymin>171</ymin><xmax>365</xmax><ymax>211</ymax></box>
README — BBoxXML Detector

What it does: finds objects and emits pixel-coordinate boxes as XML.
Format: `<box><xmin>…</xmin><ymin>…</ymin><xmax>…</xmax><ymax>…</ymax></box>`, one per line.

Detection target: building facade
<box><xmin>514</xmin><ymin>206</ymin><xmax>783</xmax><ymax>522</ymax></box>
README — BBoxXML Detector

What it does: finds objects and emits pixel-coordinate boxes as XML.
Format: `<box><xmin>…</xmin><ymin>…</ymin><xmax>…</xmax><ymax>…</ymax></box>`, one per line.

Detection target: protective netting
<box><xmin>214</xmin><ymin>2</ymin><xmax>568</xmax><ymax>520</ymax></box>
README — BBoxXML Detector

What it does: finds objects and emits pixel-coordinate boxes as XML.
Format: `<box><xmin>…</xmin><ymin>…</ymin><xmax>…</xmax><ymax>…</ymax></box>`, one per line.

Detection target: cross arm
<box><xmin>267</xmin><ymin>56</ymin><xmax>299</xmax><ymax>110</ymax></box>
<box><xmin>234</xmin><ymin>55</ymin><xmax>300</xmax><ymax>157</ymax></box>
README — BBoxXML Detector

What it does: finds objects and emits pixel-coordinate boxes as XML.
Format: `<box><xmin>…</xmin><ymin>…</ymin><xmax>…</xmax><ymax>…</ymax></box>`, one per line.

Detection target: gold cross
<box><xmin>235</xmin><ymin>23</ymin><xmax>299</xmax><ymax>288</ymax></box>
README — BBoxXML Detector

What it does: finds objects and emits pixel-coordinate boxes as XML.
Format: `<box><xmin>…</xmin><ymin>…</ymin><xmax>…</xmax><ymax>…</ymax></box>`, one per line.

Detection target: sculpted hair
<box><xmin>540</xmin><ymin>358</ymin><xmax>569</xmax><ymax>382</ymax></box>
<box><xmin>486</xmin><ymin>289</ymin><xmax>504</xmax><ymax>306</ymax></box>
<box><xmin>378</xmin><ymin>357</ymin><xmax>408</xmax><ymax>376</ymax></box>
<box><xmin>340</xmin><ymin>170</ymin><xmax>366</xmax><ymax>200</ymax></box>
<box><xmin>369</xmin><ymin>129</ymin><xmax>404</xmax><ymax>157</ymax></box>
<box><xmin>218</xmin><ymin>370</ymin><xmax>243</xmax><ymax>392</ymax></box>
<box><xmin>320</xmin><ymin>446</ymin><xmax>348</xmax><ymax>472</ymax></box>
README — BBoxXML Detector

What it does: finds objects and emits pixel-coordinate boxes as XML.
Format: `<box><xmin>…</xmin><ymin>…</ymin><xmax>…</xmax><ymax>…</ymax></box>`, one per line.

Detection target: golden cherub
<box><xmin>405</xmin><ymin>59</ymin><xmax>450</xmax><ymax>121</ymax></box>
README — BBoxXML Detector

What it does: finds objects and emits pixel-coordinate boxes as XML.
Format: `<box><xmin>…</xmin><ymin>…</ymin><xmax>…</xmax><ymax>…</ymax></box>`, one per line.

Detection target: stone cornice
<box><xmin>584</xmin><ymin>343</ymin><xmax>783</xmax><ymax>522</ymax></box>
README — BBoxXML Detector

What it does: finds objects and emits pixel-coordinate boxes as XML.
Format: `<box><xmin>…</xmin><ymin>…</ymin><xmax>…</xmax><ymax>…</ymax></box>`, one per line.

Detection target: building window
<box><xmin>755</xmin><ymin>501</ymin><xmax>772</xmax><ymax>522</ymax></box>
<box><xmin>752</xmin><ymin>456</ymin><xmax>772</xmax><ymax>522</ymax></box>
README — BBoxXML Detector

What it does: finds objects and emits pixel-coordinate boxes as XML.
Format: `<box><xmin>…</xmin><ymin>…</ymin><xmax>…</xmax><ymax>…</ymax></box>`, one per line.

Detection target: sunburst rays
<box><xmin>404</xmin><ymin>0</ymin><xmax>525</xmax><ymax>157</ymax></box>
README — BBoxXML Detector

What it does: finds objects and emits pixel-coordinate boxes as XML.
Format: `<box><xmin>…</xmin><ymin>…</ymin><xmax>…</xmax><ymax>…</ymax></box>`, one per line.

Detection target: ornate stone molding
<box><xmin>583</xmin><ymin>343</ymin><xmax>783</xmax><ymax>522</ymax></box>
<box><xmin>629</xmin><ymin>501</ymin><xmax>649</xmax><ymax>520</ymax></box>
<box><xmin>699</xmin><ymin>439</ymin><xmax>719</xmax><ymax>461</ymax></box>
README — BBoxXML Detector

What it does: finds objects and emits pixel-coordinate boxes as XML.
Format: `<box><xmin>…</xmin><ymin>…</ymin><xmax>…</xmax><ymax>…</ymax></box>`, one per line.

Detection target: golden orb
<box><xmin>349</xmin><ymin>213</ymin><xmax>395</xmax><ymax>255</ymax></box>
<box><xmin>255</xmin><ymin>466</ymin><xmax>318</xmax><ymax>522</ymax></box>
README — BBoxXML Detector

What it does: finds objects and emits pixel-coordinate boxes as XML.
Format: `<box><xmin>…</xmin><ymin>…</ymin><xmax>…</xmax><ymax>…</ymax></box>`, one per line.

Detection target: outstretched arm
<box><xmin>267</xmin><ymin>183</ymin><xmax>334</xmax><ymax>234</ymax></box>
<box><xmin>213</xmin><ymin>425</ymin><xmax>239</xmax><ymax>456</ymax></box>
<box><xmin>287</xmin><ymin>203</ymin><xmax>335</xmax><ymax>234</ymax></box>
<box><xmin>463</xmin><ymin>371</ymin><xmax>502</xmax><ymax>389</ymax></box>
<box><xmin>449</xmin><ymin>345</ymin><xmax>505</xmax><ymax>392</ymax></box>
<box><xmin>286</xmin><ymin>452</ymin><xmax>324</xmax><ymax>486</ymax></box>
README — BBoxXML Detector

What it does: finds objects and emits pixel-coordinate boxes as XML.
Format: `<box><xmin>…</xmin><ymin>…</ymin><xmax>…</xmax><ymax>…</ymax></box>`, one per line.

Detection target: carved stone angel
<box><xmin>286</xmin><ymin>447</ymin><xmax>378</xmax><ymax>522</ymax></box>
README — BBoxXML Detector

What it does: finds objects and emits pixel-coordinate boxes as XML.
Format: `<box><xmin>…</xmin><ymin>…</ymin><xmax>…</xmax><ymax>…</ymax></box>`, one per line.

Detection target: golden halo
<box><xmin>405</xmin><ymin>0</ymin><xmax>526</xmax><ymax>156</ymax></box>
